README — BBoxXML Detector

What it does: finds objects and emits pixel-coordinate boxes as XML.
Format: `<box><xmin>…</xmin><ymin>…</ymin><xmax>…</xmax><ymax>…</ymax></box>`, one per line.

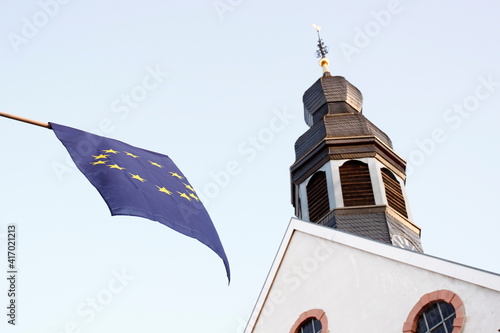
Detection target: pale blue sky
<box><xmin>1</xmin><ymin>1</ymin><xmax>500</xmax><ymax>332</ymax></box>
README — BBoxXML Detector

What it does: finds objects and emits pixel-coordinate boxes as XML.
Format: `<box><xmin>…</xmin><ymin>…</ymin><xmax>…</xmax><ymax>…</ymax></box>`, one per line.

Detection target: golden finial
<box><xmin>312</xmin><ymin>24</ymin><xmax>330</xmax><ymax>74</ymax></box>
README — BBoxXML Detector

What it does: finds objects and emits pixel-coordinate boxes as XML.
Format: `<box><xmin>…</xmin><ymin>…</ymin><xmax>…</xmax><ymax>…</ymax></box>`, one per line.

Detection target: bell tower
<box><xmin>290</xmin><ymin>27</ymin><xmax>422</xmax><ymax>252</ymax></box>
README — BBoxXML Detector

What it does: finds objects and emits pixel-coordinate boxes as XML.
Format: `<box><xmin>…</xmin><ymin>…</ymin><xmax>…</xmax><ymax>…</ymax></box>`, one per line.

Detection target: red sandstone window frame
<box><xmin>290</xmin><ymin>309</ymin><xmax>328</xmax><ymax>333</ymax></box>
<box><xmin>403</xmin><ymin>290</ymin><xmax>465</xmax><ymax>333</ymax></box>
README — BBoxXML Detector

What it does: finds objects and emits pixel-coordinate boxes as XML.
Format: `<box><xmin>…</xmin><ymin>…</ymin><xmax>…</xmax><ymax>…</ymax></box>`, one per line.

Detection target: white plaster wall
<box><xmin>251</xmin><ymin>230</ymin><xmax>500</xmax><ymax>332</ymax></box>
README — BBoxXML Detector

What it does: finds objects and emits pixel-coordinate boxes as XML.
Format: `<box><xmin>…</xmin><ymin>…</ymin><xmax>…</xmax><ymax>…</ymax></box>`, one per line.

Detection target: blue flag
<box><xmin>50</xmin><ymin>123</ymin><xmax>230</xmax><ymax>282</ymax></box>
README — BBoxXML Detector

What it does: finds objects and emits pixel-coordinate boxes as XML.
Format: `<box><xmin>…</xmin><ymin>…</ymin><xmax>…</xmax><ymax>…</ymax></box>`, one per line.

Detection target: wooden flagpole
<box><xmin>0</xmin><ymin>112</ymin><xmax>51</xmax><ymax>129</ymax></box>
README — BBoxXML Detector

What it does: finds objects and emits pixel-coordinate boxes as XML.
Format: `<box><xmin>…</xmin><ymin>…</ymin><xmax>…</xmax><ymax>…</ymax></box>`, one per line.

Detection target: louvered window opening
<box><xmin>381</xmin><ymin>168</ymin><xmax>408</xmax><ymax>217</ymax></box>
<box><xmin>306</xmin><ymin>171</ymin><xmax>330</xmax><ymax>222</ymax></box>
<box><xmin>339</xmin><ymin>161</ymin><xmax>375</xmax><ymax>207</ymax></box>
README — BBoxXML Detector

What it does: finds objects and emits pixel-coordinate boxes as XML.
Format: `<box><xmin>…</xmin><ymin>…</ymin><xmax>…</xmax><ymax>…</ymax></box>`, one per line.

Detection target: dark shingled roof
<box><xmin>295</xmin><ymin>74</ymin><xmax>393</xmax><ymax>162</ymax></box>
<box><xmin>294</xmin><ymin>113</ymin><xmax>393</xmax><ymax>161</ymax></box>
<box><xmin>303</xmin><ymin>75</ymin><xmax>363</xmax><ymax>127</ymax></box>
<box><xmin>318</xmin><ymin>206</ymin><xmax>422</xmax><ymax>252</ymax></box>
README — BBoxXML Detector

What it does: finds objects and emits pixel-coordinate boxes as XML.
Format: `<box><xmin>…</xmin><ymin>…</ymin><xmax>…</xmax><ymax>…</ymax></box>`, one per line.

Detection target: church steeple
<box><xmin>290</xmin><ymin>30</ymin><xmax>422</xmax><ymax>252</ymax></box>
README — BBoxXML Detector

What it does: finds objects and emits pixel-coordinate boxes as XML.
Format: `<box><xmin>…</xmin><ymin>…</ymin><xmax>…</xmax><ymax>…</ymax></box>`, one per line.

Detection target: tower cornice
<box><xmin>291</xmin><ymin>134</ymin><xmax>406</xmax><ymax>185</ymax></box>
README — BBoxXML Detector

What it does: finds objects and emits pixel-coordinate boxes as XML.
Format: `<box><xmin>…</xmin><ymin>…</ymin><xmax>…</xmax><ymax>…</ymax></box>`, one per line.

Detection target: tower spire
<box><xmin>313</xmin><ymin>24</ymin><xmax>330</xmax><ymax>74</ymax></box>
<box><xmin>291</xmin><ymin>44</ymin><xmax>422</xmax><ymax>252</ymax></box>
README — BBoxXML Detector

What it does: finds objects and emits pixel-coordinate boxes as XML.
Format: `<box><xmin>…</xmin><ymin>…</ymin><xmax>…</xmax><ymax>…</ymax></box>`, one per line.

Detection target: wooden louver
<box><xmin>339</xmin><ymin>160</ymin><xmax>376</xmax><ymax>207</ymax></box>
<box><xmin>381</xmin><ymin>168</ymin><xmax>408</xmax><ymax>217</ymax></box>
<box><xmin>306</xmin><ymin>171</ymin><xmax>330</xmax><ymax>222</ymax></box>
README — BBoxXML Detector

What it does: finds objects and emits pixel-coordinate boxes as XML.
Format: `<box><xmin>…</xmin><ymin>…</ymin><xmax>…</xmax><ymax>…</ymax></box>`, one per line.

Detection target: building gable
<box><xmin>245</xmin><ymin>219</ymin><xmax>500</xmax><ymax>332</ymax></box>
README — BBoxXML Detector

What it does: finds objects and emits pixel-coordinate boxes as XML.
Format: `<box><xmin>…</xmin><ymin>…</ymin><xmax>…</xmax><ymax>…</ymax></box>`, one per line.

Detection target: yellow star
<box><xmin>91</xmin><ymin>160</ymin><xmax>108</xmax><ymax>165</ymax></box>
<box><xmin>92</xmin><ymin>154</ymin><xmax>109</xmax><ymax>159</ymax></box>
<box><xmin>149</xmin><ymin>161</ymin><xmax>164</xmax><ymax>168</ymax></box>
<box><xmin>124</xmin><ymin>152</ymin><xmax>139</xmax><ymax>158</ymax></box>
<box><xmin>156</xmin><ymin>186</ymin><xmax>172</xmax><ymax>195</ymax></box>
<box><xmin>108</xmin><ymin>164</ymin><xmax>125</xmax><ymax>170</ymax></box>
<box><xmin>177</xmin><ymin>191</ymin><xmax>191</xmax><ymax>201</ymax></box>
<box><xmin>102</xmin><ymin>149</ymin><xmax>119</xmax><ymax>154</ymax></box>
<box><xmin>129</xmin><ymin>173</ymin><xmax>146</xmax><ymax>182</ymax></box>
<box><xmin>183</xmin><ymin>183</ymin><xmax>195</xmax><ymax>192</ymax></box>
<box><xmin>169</xmin><ymin>172</ymin><xmax>184</xmax><ymax>179</ymax></box>
<box><xmin>189</xmin><ymin>193</ymin><xmax>199</xmax><ymax>201</ymax></box>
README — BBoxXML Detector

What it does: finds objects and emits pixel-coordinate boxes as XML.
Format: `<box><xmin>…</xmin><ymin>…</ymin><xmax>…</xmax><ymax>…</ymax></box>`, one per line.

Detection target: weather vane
<box><xmin>312</xmin><ymin>24</ymin><xmax>331</xmax><ymax>74</ymax></box>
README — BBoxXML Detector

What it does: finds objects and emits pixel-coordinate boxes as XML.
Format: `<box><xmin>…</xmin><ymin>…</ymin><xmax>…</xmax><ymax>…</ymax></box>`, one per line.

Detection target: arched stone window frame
<box><xmin>290</xmin><ymin>309</ymin><xmax>328</xmax><ymax>333</ymax></box>
<box><xmin>403</xmin><ymin>290</ymin><xmax>465</xmax><ymax>333</ymax></box>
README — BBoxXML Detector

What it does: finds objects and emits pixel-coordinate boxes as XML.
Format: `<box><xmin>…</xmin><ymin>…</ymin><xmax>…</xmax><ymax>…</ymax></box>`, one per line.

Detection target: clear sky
<box><xmin>1</xmin><ymin>1</ymin><xmax>499</xmax><ymax>332</ymax></box>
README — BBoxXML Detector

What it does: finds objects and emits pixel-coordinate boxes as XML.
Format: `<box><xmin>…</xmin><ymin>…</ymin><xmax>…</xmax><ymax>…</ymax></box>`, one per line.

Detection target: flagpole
<box><xmin>0</xmin><ymin>112</ymin><xmax>51</xmax><ymax>129</ymax></box>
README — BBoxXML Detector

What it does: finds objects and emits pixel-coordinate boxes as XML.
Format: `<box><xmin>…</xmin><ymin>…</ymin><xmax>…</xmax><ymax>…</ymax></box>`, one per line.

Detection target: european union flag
<box><xmin>50</xmin><ymin>123</ymin><xmax>230</xmax><ymax>282</ymax></box>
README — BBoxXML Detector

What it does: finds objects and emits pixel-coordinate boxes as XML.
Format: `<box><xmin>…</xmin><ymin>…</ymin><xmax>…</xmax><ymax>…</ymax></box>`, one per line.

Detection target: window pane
<box><xmin>425</xmin><ymin>304</ymin><xmax>441</xmax><ymax>328</ymax></box>
<box><xmin>444</xmin><ymin>317</ymin><xmax>456</xmax><ymax>330</ymax></box>
<box><xmin>300</xmin><ymin>318</ymin><xmax>322</xmax><ymax>333</ymax></box>
<box><xmin>439</xmin><ymin>302</ymin><xmax>455</xmax><ymax>319</ymax></box>
<box><xmin>416</xmin><ymin>315</ymin><xmax>428</xmax><ymax>333</ymax></box>
<box><xmin>301</xmin><ymin>319</ymin><xmax>312</xmax><ymax>333</ymax></box>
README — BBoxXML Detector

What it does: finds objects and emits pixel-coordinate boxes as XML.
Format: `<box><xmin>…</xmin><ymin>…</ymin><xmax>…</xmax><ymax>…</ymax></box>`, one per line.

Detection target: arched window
<box><xmin>306</xmin><ymin>171</ymin><xmax>330</xmax><ymax>222</ymax></box>
<box><xmin>339</xmin><ymin>160</ymin><xmax>375</xmax><ymax>207</ymax></box>
<box><xmin>290</xmin><ymin>309</ymin><xmax>328</xmax><ymax>333</ymax></box>
<box><xmin>403</xmin><ymin>290</ymin><xmax>465</xmax><ymax>333</ymax></box>
<box><xmin>416</xmin><ymin>301</ymin><xmax>456</xmax><ymax>333</ymax></box>
<box><xmin>381</xmin><ymin>168</ymin><xmax>408</xmax><ymax>217</ymax></box>
<box><xmin>298</xmin><ymin>317</ymin><xmax>322</xmax><ymax>333</ymax></box>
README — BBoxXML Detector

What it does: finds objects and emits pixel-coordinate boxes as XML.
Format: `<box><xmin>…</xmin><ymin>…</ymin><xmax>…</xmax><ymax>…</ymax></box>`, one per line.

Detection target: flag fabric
<box><xmin>50</xmin><ymin>123</ymin><xmax>230</xmax><ymax>282</ymax></box>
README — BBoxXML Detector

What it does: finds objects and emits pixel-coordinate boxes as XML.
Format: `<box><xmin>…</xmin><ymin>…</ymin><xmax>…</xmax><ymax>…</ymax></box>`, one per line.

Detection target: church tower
<box><xmin>290</xmin><ymin>28</ymin><xmax>422</xmax><ymax>252</ymax></box>
<box><xmin>244</xmin><ymin>28</ymin><xmax>500</xmax><ymax>333</ymax></box>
